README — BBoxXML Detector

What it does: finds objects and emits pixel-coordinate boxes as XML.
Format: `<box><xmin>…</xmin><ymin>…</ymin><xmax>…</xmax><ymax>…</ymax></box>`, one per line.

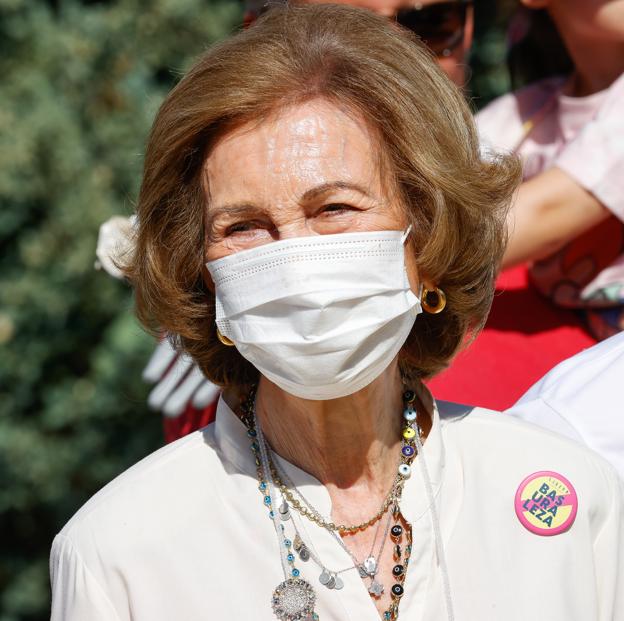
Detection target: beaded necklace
<box><xmin>250</xmin><ymin>409</ymin><xmax>318</xmax><ymax>621</ymax></box>
<box><xmin>243</xmin><ymin>386</ymin><xmax>422</xmax><ymax>621</ymax></box>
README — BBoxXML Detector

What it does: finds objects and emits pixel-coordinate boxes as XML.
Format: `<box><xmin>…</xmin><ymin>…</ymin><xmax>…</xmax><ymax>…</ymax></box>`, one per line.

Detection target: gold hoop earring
<box><xmin>217</xmin><ymin>328</ymin><xmax>235</xmax><ymax>347</ymax></box>
<box><xmin>422</xmin><ymin>286</ymin><xmax>446</xmax><ymax>314</ymax></box>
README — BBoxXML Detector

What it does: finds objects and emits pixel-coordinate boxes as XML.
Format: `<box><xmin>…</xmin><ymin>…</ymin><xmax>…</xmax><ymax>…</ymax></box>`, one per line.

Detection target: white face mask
<box><xmin>205</xmin><ymin>229</ymin><xmax>421</xmax><ymax>400</ymax></box>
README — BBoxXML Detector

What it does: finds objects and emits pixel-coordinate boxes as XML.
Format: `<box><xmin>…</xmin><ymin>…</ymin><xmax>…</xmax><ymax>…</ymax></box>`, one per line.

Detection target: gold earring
<box><xmin>422</xmin><ymin>286</ymin><xmax>446</xmax><ymax>314</ymax></box>
<box><xmin>217</xmin><ymin>328</ymin><xmax>235</xmax><ymax>346</ymax></box>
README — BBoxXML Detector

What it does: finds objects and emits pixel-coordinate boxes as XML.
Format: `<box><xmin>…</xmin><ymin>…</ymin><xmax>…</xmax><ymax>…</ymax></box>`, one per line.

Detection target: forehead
<box><xmin>204</xmin><ymin>99</ymin><xmax>384</xmax><ymax>204</ymax></box>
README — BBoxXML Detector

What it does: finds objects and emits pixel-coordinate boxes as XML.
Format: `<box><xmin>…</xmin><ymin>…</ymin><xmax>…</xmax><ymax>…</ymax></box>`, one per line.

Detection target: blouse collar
<box><xmin>211</xmin><ymin>382</ymin><xmax>447</xmax><ymax>527</ymax></box>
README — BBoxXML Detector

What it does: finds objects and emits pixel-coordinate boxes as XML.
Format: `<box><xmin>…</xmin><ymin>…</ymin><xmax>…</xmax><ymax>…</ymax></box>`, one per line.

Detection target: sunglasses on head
<box><xmin>396</xmin><ymin>1</ymin><xmax>473</xmax><ymax>57</ymax></box>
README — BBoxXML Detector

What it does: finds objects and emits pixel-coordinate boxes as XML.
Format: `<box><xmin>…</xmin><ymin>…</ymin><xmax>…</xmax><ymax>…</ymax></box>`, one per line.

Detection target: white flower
<box><xmin>94</xmin><ymin>215</ymin><xmax>137</xmax><ymax>280</ymax></box>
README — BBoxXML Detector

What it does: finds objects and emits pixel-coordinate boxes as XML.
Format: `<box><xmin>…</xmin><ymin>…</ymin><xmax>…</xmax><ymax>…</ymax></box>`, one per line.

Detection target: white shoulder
<box><xmin>57</xmin><ymin>424</ymin><xmax>222</xmax><ymax>544</ymax></box>
<box><xmin>506</xmin><ymin>333</ymin><xmax>624</xmax><ymax>478</ymax></box>
<box><xmin>442</xmin><ymin>404</ymin><xmax>621</xmax><ymax>501</ymax></box>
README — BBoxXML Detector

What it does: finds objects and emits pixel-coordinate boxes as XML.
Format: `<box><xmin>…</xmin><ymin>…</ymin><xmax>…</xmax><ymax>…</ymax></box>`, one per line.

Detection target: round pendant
<box><xmin>391</xmin><ymin>583</ymin><xmax>404</xmax><ymax>598</ymax></box>
<box><xmin>398</xmin><ymin>463</ymin><xmax>411</xmax><ymax>478</ymax></box>
<box><xmin>403</xmin><ymin>408</ymin><xmax>417</xmax><ymax>422</ymax></box>
<box><xmin>402</xmin><ymin>427</ymin><xmax>416</xmax><ymax>440</ymax></box>
<box><xmin>271</xmin><ymin>578</ymin><xmax>316</xmax><ymax>621</ymax></box>
<box><xmin>319</xmin><ymin>570</ymin><xmax>331</xmax><ymax>585</ymax></box>
<box><xmin>363</xmin><ymin>556</ymin><xmax>377</xmax><ymax>576</ymax></box>
<box><xmin>401</xmin><ymin>445</ymin><xmax>415</xmax><ymax>458</ymax></box>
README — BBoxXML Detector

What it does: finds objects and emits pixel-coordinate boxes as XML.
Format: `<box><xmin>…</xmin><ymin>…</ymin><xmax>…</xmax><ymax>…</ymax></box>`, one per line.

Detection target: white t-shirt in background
<box><xmin>506</xmin><ymin>332</ymin><xmax>624</xmax><ymax>479</ymax></box>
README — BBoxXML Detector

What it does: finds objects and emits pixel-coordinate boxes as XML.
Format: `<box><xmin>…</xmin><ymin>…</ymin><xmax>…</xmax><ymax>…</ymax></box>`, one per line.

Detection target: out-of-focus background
<box><xmin>0</xmin><ymin>1</ymin><xmax>508</xmax><ymax>619</ymax></box>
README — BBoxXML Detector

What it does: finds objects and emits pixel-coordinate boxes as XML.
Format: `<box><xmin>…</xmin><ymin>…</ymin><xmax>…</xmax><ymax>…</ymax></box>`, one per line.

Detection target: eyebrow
<box><xmin>301</xmin><ymin>181</ymin><xmax>374</xmax><ymax>202</ymax></box>
<box><xmin>206</xmin><ymin>180</ymin><xmax>376</xmax><ymax>231</ymax></box>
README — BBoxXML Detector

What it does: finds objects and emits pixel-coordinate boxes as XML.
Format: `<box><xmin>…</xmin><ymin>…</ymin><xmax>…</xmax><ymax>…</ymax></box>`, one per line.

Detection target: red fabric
<box><xmin>427</xmin><ymin>265</ymin><xmax>597</xmax><ymax>410</ymax></box>
<box><xmin>163</xmin><ymin>400</ymin><xmax>218</xmax><ymax>444</ymax></box>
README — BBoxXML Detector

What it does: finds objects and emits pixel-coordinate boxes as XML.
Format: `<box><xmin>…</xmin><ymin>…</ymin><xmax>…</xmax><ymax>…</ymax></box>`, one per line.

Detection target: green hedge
<box><xmin>0</xmin><ymin>2</ymin><xmax>241</xmax><ymax>619</ymax></box>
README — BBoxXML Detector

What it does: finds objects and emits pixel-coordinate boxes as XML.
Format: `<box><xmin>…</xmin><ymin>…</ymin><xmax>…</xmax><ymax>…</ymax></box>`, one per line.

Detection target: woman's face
<box><xmin>204</xmin><ymin>99</ymin><xmax>407</xmax><ymax>260</ymax></box>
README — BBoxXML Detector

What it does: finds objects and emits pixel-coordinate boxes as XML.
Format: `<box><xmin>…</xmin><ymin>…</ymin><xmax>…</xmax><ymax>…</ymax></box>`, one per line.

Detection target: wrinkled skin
<box><xmin>204</xmin><ymin>97</ymin><xmax>423</xmax><ymax>291</ymax></box>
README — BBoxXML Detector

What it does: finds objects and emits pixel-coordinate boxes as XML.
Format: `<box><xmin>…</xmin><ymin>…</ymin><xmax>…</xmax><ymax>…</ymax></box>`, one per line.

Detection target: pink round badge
<box><xmin>514</xmin><ymin>471</ymin><xmax>578</xmax><ymax>536</ymax></box>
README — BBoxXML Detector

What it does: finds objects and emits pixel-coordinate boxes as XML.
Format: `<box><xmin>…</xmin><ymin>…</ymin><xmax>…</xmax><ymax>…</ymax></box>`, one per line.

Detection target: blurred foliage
<box><xmin>0</xmin><ymin>1</ymin><xmax>510</xmax><ymax>619</ymax></box>
<box><xmin>0</xmin><ymin>1</ymin><xmax>241</xmax><ymax>619</ymax></box>
<box><xmin>469</xmin><ymin>0</ymin><xmax>514</xmax><ymax>110</ymax></box>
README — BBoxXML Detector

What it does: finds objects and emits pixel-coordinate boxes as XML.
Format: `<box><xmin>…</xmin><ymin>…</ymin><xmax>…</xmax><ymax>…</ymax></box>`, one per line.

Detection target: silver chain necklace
<box><xmin>271</xmin><ymin>453</ymin><xmax>396</xmax><ymax>596</ymax></box>
<box><xmin>253</xmin><ymin>411</ymin><xmax>319</xmax><ymax>621</ymax></box>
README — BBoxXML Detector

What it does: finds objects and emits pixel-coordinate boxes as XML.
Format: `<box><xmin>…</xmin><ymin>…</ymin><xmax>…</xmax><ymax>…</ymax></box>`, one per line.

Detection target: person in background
<box><xmin>95</xmin><ymin>217</ymin><xmax>220</xmax><ymax>441</ymax></box>
<box><xmin>490</xmin><ymin>0</ymin><xmax>624</xmax><ymax>329</ymax></box>
<box><xmin>247</xmin><ymin>0</ymin><xmax>474</xmax><ymax>87</ymax></box>
<box><xmin>505</xmin><ymin>332</ymin><xmax>624</xmax><ymax>479</ymax></box>
<box><xmin>429</xmin><ymin>0</ymin><xmax>624</xmax><ymax>408</ymax></box>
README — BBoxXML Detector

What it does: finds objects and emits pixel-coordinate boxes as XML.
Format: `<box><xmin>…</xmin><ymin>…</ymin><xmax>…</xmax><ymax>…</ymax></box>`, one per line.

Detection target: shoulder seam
<box><xmin>52</xmin><ymin>534</ymin><xmax>123</xmax><ymax>621</ymax></box>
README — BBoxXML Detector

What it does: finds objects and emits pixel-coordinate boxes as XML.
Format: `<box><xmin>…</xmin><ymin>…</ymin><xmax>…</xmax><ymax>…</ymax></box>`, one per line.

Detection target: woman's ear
<box><xmin>520</xmin><ymin>0</ymin><xmax>551</xmax><ymax>8</ymax></box>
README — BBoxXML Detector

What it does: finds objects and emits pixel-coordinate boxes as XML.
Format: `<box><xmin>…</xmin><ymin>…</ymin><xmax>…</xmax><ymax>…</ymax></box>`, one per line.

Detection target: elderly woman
<box><xmin>50</xmin><ymin>5</ymin><xmax>622</xmax><ymax>621</ymax></box>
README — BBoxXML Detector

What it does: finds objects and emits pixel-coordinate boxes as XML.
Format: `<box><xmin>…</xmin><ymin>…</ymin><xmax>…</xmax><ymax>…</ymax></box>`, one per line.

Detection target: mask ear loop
<box><xmin>401</xmin><ymin>225</ymin><xmax>421</xmax><ymax>299</ymax></box>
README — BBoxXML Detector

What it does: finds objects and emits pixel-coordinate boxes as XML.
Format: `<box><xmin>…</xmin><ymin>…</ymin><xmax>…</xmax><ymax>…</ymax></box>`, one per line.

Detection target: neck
<box><xmin>553</xmin><ymin>17</ymin><xmax>624</xmax><ymax>96</ymax></box>
<box><xmin>567</xmin><ymin>50</ymin><xmax>624</xmax><ymax>97</ymax></box>
<box><xmin>254</xmin><ymin>363</ymin><xmax>407</xmax><ymax>494</ymax></box>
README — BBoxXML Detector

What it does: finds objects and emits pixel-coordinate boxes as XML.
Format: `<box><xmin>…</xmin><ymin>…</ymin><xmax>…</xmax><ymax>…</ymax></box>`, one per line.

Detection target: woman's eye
<box><xmin>225</xmin><ymin>221</ymin><xmax>261</xmax><ymax>235</ymax></box>
<box><xmin>320</xmin><ymin>203</ymin><xmax>354</xmax><ymax>215</ymax></box>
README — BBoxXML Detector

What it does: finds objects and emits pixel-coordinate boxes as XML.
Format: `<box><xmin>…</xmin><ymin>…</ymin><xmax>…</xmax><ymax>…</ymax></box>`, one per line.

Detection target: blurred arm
<box><xmin>502</xmin><ymin>167</ymin><xmax>610</xmax><ymax>270</ymax></box>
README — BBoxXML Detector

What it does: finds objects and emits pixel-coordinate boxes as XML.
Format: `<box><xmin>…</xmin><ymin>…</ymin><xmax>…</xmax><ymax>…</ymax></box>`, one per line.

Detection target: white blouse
<box><xmin>50</xmin><ymin>393</ymin><xmax>623</xmax><ymax>620</ymax></box>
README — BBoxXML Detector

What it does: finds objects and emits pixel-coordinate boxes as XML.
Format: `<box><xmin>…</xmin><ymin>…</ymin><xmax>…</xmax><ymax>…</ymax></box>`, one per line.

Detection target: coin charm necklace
<box><xmin>243</xmin><ymin>387</ymin><xmax>423</xmax><ymax>621</ymax></box>
<box><xmin>271</xmin><ymin>454</ymin><xmax>394</xmax><ymax>595</ymax></box>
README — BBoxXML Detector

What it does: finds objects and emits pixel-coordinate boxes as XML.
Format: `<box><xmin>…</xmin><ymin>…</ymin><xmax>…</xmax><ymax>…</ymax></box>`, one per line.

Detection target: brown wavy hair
<box><xmin>127</xmin><ymin>3</ymin><xmax>521</xmax><ymax>389</ymax></box>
